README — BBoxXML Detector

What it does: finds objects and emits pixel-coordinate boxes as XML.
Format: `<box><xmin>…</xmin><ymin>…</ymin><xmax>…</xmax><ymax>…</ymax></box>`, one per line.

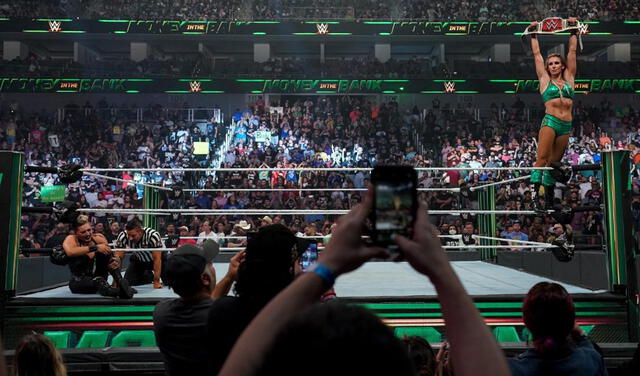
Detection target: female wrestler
<box><xmin>529</xmin><ymin>17</ymin><xmax>578</xmax><ymax>208</ymax></box>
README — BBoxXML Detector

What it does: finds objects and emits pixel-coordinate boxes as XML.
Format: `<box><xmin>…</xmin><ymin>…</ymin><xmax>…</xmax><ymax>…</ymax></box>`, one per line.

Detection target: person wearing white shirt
<box><xmin>197</xmin><ymin>221</ymin><xmax>219</xmax><ymax>244</ymax></box>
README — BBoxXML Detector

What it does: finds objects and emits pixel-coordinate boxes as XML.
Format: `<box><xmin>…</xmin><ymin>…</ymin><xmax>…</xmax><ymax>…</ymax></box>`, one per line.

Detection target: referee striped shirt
<box><xmin>115</xmin><ymin>227</ymin><xmax>163</xmax><ymax>263</ymax></box>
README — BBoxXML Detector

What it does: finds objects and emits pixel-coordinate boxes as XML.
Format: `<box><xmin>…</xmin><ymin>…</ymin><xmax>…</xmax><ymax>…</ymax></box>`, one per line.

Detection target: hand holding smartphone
<box><xmin>370</xmin><ymin>166</ymin><xmax>418</xmax><ymax>257</ymax></box>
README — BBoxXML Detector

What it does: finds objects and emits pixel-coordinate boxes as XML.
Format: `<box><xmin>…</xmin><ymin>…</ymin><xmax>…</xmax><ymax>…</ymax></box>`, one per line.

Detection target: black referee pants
<box><xmin>124</xmin><ymin>254</ymin><xmax>167</xmax><ymax>286</ymax></box>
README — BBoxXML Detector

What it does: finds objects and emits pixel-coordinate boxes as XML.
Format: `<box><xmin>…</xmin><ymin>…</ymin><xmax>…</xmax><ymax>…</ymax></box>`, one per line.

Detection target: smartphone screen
<box><xmin>300</xmin><ymin>242</ymin><xmax>318</xmax><ymax>271</ymax></box>
<box><xmin>371</xmin><ymin>166</ymin><xmax>417</xmax><ymax>249</ymax></box>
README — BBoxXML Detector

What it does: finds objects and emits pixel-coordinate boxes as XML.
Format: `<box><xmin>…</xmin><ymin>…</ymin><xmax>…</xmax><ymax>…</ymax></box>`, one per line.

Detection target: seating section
<box><xmin>493</xmin><ymin>326</ymin><xmax>521</xmax><ymax>343</ymax></box>
<box><xmin>45</xmin><ymin>330</ymin><xmax>156</xmax><ymax>349</ymax></box>
<box><xmin>42</xmin><ymin>325</ymin><xmax>599</xmax><ymax>349</ymax></box>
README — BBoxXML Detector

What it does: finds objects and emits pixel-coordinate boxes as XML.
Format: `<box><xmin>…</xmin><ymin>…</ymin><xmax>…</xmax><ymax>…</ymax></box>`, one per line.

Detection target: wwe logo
<box><xmin>444</xmin><ymin>81</ymin><xmax>456</xmax><ymax>93</ymax></box>
<box><xmin>542</xmin><ymin>18</ymin><xmax>561</xmax><ymax>32</ymax></box>
<box><xmin>578</xmin><ymin>23</ymin><xmax>589</xmax><ymax>34</ymax></box>
<box><xmin>189</xmin><ymin>81</ymin><xmax>202</xmax><ymax>93</ymax></box>
<box><xmin>316</xmin><ymin>23</ymin><xmax>329</xmax><ymax>35</ymax></box>
<box><xmin>48</xmin><ymin>20</ymin><xmax>62</xmax><ymax>32</ymax></box>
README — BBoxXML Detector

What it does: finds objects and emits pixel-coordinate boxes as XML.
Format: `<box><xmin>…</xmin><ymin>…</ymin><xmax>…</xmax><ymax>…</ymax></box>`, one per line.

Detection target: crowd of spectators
<box><xmin>1</xmin><ymin>0</ymin><xmax>638</xmax><ymax>20</ymax></box>
<box><xmin>4</xmin><ymin>94</ymin><xmax>640</xmax><ymax>253</ymax></box>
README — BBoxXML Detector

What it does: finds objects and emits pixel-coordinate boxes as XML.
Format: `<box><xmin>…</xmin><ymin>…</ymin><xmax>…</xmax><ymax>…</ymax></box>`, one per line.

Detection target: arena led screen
<box><xmin>0</xmin><ymin>77</ymin><xmax>638</xmax><ymax>94</ymax></box>
<box><xmin>0</xmin><ymin>19</ymin><xmax>638</xmax><ymax>36</ymax></box>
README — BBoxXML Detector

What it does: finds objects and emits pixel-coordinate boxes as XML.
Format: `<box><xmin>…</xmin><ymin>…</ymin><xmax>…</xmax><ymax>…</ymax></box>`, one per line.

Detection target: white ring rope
<box><xmin>111</xmin><ymin>244</ymin><xmax>555</xmax><ymax>253</ymax></box>
<box><xmin>182</xmin><ymin>187</ymin><xmax>461</xmax><ymax>192</ymax></box>
<box><xmin>81</xmin><ymin>166</ymin><xmax>553</xmax><ymax>173</ymax></box>
<box><xmin>471</xmin><ymin>234</ymin><xmax>551</xmax><ymax>246</ymax></box>
<box><xmin>83</xmin><ymin>171</ymin><xmax>172</xmax><ymax>191</ymax></box>
<box><xmin>469</xmin><ymin>175</ymin><xmax>531</xmax><ymax>192</ymax></box>
<box><xmin>78</xmin><ymin>208</ymin><xmax>553</xmax><ymax>216</ymax></box>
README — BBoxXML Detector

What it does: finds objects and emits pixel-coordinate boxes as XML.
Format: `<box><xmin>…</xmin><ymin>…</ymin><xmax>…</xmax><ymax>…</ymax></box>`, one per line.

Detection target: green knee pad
<box><xmin>530</xmin><ymin>170</ymin><xmax>542</xmax><ymax>184</ymax></box>
<box><xmin>542</xmin><ymin>170</ymin><xmax>556</xmax><ymax>186</ymax></box>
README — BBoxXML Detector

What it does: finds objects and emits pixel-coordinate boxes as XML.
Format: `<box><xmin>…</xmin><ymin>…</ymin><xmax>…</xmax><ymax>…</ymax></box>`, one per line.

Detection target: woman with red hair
<box><xmin>509</xmin><ymin>282</ymin><xmax>607</xmax><ymax>375</ymax></box>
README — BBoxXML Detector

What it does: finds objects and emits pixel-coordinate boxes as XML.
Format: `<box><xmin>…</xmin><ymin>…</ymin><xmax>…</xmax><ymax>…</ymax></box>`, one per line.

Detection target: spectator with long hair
<box><xmin>508</xmin><ymin>282</ymin><xmax>607</xmax><ymax>375</ymax></box>
<box><xmin>14</xmin><ymin>333</ymin><xmax>66</xmax><ymax>376</ymax></box>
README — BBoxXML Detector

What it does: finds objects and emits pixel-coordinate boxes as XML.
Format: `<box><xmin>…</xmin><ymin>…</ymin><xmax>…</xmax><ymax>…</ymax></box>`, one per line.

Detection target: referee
<box><xmin>115</xmin><ymin>218</ymin><xmax>164</xmax><ymax>288</ymax></box>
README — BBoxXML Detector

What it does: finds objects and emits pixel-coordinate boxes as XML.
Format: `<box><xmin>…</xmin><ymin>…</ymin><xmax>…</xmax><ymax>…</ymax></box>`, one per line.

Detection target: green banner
<box><xmin>1</xmin><ymin>77</ymin><xmax>638</xmax><ymax>94</ymax></box>
<box><xmin>40</xmin><ymin>185</ymin><xmax>66</xmax><ymax>203</ymax></box>
<box><xmin>1</xmin><ymin>19</ymin><xmax>638</xmax><ymax>36</ymax></box>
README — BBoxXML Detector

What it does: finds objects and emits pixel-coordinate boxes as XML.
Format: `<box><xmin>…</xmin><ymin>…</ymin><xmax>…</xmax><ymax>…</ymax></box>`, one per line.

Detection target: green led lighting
<box><xmin>126</xmin><ymin>90</ymin><xmax>140</xmax><ymax>93</ymax></box>
<box><xmin>98</xmin><ymin>19</ymin><xmax>129</xmax><ymax>23</ymax></box>
<box><xmin>61</xmin><ymin>31</ymin><xmax>87</xmax><ymax>33</ymax></box>
<box><xmin>382</xmin><ymin>90</ymin><xmax>396</xmax><ymax>94</ymax></box>
<box><xmin>433</xmin><ymin>79</ymin><xmax>466</xmax><ymax>82</ymax></box>
<box><xmin>23</xmin><ymin>30</ymin><xmax>50</xmax><ymax>33</ymax></box>
<box><xmin>589</xmin><ymin>32</ymin><xmax>612</xmax><ymax>35</ymax></box>
<box><xmin>363</xmin><ymin>21</ymin><xmax>394</xmax><ymax>24</ymax></box>
<box><xmin>377</xmin><ymin>312</ymin><xmax>443</xmax><ymax>318</ymax></box>
<box><xmin>636</xmin><ymin>90</ymin><xmax>640</xmax><ymax>93</ymax></box>
<box><xmin>316</xmin><ymin>90</ymin><xmax>337</xmax><ymax>93</ymax></box>
<box><xmin>13</xmin><ymin>316</ymin><xmax>152</xmax><ymax>322</ymax></box>
<box><xmin>455</xmin><ymin>90</ymin><xmax>479</xmax><ymax>93</ymax></box>
<box><xmin>421</xmin><ymin>90</ymin><xmax>445</xmax><ymax>94</ymax></box>
<box><xmin>113</xmin><ymin>31</ymin><xmax>127</xmax><ymax>34</ymax></box>
<box><xmin>201</xmin><ymin>90</ymin><xmax>225</xmax><ymax>93</ymax></box>
<box><xmin>399</xmin><ymin>87</ymin><xmax>404</xmax><ymax>90</ymax></box>
<box><xmin>361</xmin><ymin>303</ymin><xmax>441</xmax><ymax>310</ymax></box>
<box><xmin>379</xmin><ymin>32</ymin><xmax>391</xmax><ymax>35</ymax></box>
<box><xmin>178</xmin><ymin>79</ymin><xmax>212</xmax><ymax>82</ymax></box>
<box><xmin>182</xmin><ymin>32</ymin><xmax>204</xmax><ymax>34</ymax></box>
<box><xmin>383</xmin><ymin>80</ymin><xmax>410</xmax><ymax>82</ymax></box>
<box><xmin>575</xmin><ymin>90</ymin><xmax>589</xmax><ymax>94</ymax></box>
<box><xmin>445</xmin><ymin>33</ymin><xmax>467</xmax><ymax>36</ymax></box>
<box><xmin>509</xmin><ymin>22</ymin><xmax>533</xmax><ymax>25</ymax></box>
<box><xmin>304</xmin><ymin>21</ymin><xmax>340</xmax><ymax>24</ymax></box>
<box><xmin>36</xmin><ymin>18</ymin><xmax>73</xmax><ymax>21</ymax></box>
<box><xmin>187</xmin><ymin>21</ymin><xmax>209</xmax><ymax>23</ymax></box>
<box><xmin>253</xmin><ymin>21</ymin><xmax>280</xmax><ymax>24</ymax></box>
<box><xmin>165</xmin><ymin>90</ymin><xmax>191</xmax><ymax>93</ymax></box>
<box><xmin>251</xmin><ymin>90</ymin><xmax>263</xmax><ymax>94</ymax></box>
<box><xmin>55</xmin><ymin>90</ymin><xmax>78</xmax><ymax>93</ymax></box>
<box><xmin>624</xmin><ymin>21</ymin><xmax>640</xmax><ymax>24</ymax></box>
<box><xmin>584</xmin><ymin>21</ymin><xmax>600</xmax><ymax>24</ymax></box>
<box><xmin>504</xmin><ymin>90</ymin><xmax>516</xmax><ymax>94</ymax></box>
<box><xmin>0</xmin><ymin>17</ymin><xmax>10</xmax><ymax>21</ymax></box>
<box><xmin>328</xmin><ymin>32</ymin><xmax>352</xmax><ymax>35</ymax></box>
<box><xmin>292</xmin><ymin>32</ymin><xmax>318</xmax><ymax>35</ymax></box>
<box><xmin>236</xmin><ymin>79</ymin><xmax>265</xmax><ymax>82</ymax></box>
<box><xmin>252</xmin><ymin>32</ymin><xmax>266</xmax><ymax>35</ymax></box>
<box><xmin>127</xmin><ymin>79</ymin><xmax>154</xmax><ymax>82</ymax></box>
<box><xmin>490</xmin><ymin>79</ymin><xmax>518</xmax><ymax>83</ymax></box>
<box><xmin>513</xmin><ymin>32</ymin><xmax>524</xmax><ymax>36</ymax></box>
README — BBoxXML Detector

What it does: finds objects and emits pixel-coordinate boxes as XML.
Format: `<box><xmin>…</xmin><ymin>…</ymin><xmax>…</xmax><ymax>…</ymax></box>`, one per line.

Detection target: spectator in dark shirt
<box><xmin>153</xmin><ymin>240</ymin><xmax>243</xmax><ymax>376</ymax></box>
<box><xmin>207</xmin><ymin>224</ymin><xmax>300</xmax><ymax>375</ymax></box>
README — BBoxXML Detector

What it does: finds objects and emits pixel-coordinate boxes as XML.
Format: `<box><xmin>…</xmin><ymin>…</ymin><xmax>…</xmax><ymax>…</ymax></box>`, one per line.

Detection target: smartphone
<box><xmin>371</xmin><ymin>166</ymin><xmax>418</xmax><ymax>252</ymax></box>
<box><xmin>299</xmin><ymin>241</ymin><xmax>318</xmax><ymax>271</ymax></box>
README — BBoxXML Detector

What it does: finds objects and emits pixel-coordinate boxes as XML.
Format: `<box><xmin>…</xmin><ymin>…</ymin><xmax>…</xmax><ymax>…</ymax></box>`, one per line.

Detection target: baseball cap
<box><xmin>178</xmin><ymin>225</ymin><xmax>189</xmax><ymax>232</ymax></box>
<box><xmin>165</xmin><ymin>240</ymin><xmax>220</xmax><ymax>284</ymax></box>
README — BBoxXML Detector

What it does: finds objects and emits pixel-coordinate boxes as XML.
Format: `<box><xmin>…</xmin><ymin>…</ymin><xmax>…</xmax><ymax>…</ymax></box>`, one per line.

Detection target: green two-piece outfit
<box><xmin>530</xmin><ymin>81</ymin><xmax>575</xmax><ymax>186</ymax></box>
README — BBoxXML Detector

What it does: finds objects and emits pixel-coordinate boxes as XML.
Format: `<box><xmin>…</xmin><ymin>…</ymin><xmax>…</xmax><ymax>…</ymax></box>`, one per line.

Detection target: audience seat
<box><xmin>44</xmin><ymin>331</ymin><xmax>76</xmax><ymax>349</ymax></box>
<box><xmin>394</xmin><ymin>326</ymin><xmax>442</xmax><ymax>343</ymax></box>
<box><xmin>493</xmin><ymin>326</ymin><xmax>521</xmax><ymax>343</ymax></box>
<box><xmin>110</xmin><ymin>330</ymin><xmax>156</xmax><ymax>347</ymax></box>
<box><xmin>76</xmin><ymin>330</ymin><xmax>113</xmax><ymax>348</ymax></box>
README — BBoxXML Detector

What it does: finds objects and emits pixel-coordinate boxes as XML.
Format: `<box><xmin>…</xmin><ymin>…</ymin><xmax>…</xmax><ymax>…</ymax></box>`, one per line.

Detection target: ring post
<box><xmin>0</xmin><ymin>151</ymin><xmax>24</xmax><ymax>330</ymax></box>
<box><xmin>477</xmin><ymin>185</ymin><xmax>497</xmax><ymax>261</ymax></box>
<box><xmin>601</xmin><ymin>150</ymin><xmax>638</xmax><ymax>341</ymax></box>
<box><xmin>143</xmin><ymin>186</ymin><xmax>160</xmax><ymax>230</ymax></box>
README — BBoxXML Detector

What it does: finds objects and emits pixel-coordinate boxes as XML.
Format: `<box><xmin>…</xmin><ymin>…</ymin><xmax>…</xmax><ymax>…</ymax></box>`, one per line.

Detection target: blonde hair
<box><xmin>73</xmin><ymin>215</ymin><xmax>90</xmax><ymax>230</ymax></box>
<box><xmin>545</xmin><ymin>53</ymin><xmax>567</xmax><ymax>77</ymax></box>
<box><xmin>15</xmin><ymin>333</ymin><xmax>67</xmax><ymax>376</ymax></box>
